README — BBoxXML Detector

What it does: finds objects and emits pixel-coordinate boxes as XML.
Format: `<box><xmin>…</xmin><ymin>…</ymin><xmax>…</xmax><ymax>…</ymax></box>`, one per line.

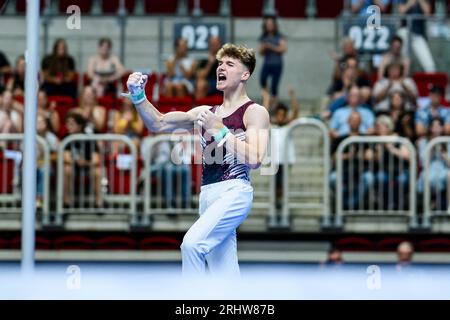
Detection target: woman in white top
<box><xmin>163</xmin><ymin>37</ymin><xmax>197</xmax><ymax>97</ymax></box>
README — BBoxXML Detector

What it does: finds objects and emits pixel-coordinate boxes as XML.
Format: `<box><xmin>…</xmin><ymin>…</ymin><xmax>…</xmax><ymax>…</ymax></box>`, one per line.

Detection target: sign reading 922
<box><xmin>174</xmin><ymin>23</ymin><xmax>226</xmax><ymax>51</ymax></box>
<box><xmin>344</xmin><ymin>23</ymin><xmax>394</xmax><ymax>54</ymax></box>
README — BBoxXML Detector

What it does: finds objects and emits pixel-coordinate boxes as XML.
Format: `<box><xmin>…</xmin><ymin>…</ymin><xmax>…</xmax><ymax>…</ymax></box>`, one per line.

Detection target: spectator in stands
<box><xmin>63</xmin><ymin>112</ymin><xmax>102</xmax><ymax>208</ymax></box>
<box><xmin>37</xmin><ymin>89</ymin><xmax>60</xmax><ymax>135</ymax></box>
<box><xmin>87</xmin><ymin>37</ymin><xmax>126</xmax><ymax>98</ymax></box>
<box><xmin>396</xmin><ymin>241</ymin><xmax>414</xmax><ymax>271</ymax></box>
<box><xmin>112</xmin><ymin>98</ymin><xmax>144</xmax><ymax>152</ymax></box>
<box><xmin>6</xmin><ymin>55</ymin><xmax>25</xmax><ymax>97</ymax></box>
<box><xmin>146</xmin><ymin>139</ymin><xmax>191</xmax><ymax>208</ymax></box>
<box><xmin>415</xmin><ymin>85</ymin><xmax>450</xmax><ymax>139</ymax></box>
<box><xmin>330</xmin><ymin>85</ymin><xmax>375</xmax><ymax>139</ymax></box>
<box><xmin>0</xmin><ymin>51</ymin><xmax>12</xmax><ymax>92</ymax></box>
<box><xmin>330</xmin><ymin>111</ymin><xmax>373</xmax><ymax>210</ymax></box>
<box><xmin>259</xmin><ymin>15</ymin><xmax>287</xmax><ymax>109</ymax></box>
<box><xmin>396</xmin><ymin>0</ymin><xmax>436</xmax><ymax>72</ymax></box>
<box><xmin>163</xmin><ymin>37</ymin><xmax>197</xmax><ymax>97</ymax></box>
<box><xmin>379</xmin><ymin>90</ymin><xmax>415</xmax><ymax>141</ymax></box>
<box><xmin>326</xmin><ymin>56</ymin><xmax>372</xmax><ymax>116</ymax></box>
<box><xmin>371</xmin><ymin>115</ymin><xmax>411</xmax><ymax>210</ymax></box>
<box><xmin>36</xmin><ymin>113</ymin><xmax>59</xmax><ymax>209</ymax></box>
<box><xmin>329</xmin><ymin>38</ymin><xmax>358</xmax><ymax>83</ymax></box>
<box><xmin>0</xmin><ymin>90</ymin><xmax>23</xmax><ymax>133</ymax></box>
<box><xmin>195</xmin><ymin>36</ymin><xmax>222</xmax><ymax>100</ymax></box>
<box><xmin>41</xmin><ymin>38</ymin><xmax>77</xmax><ymax>99</ymax></box>
<box><xmin>351</xmin><ymin>0</ymin><xmax>391</xmax><ymax>16</ymax></box>
<box><xmin>323</xmin><ymin>247</ymin><xmax>344</xmax><ymax>266</ymax></box>
<box><xmin>72</xmin><ymin>86</ymin><xmax>107</xmax><ymax>134</ymax></box>
<box><xmin>378</xmin><ymin>36</ymin><xmax>411</xmax><ymax>79</ymax></box>
<box><xmin>372</xmin><ymin>61</ymin><xmax>418</xmax><ymax>113</ymax></box>
<box><xmin>262</xmin><ymin>87</ymin><xmax>299</xmax><ymax>209</ymax></box>
<box><xmin>416</xmin><ymin>117</ymin><xmax>450</xmax><ymax>211</ymax></box>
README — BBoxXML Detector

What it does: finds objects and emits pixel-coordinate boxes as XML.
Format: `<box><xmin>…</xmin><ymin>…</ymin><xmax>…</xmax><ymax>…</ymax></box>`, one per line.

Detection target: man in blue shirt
<box><xmin>330</xmin><ymin>85</ymin><xmax>375</xmax><ymax>139</ymax></box>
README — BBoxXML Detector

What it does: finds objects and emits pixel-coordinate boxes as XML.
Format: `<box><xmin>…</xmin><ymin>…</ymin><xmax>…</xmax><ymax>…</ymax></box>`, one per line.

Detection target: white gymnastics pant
<box><xmin>181</xmin><ymin>179</ymin><xmax>253</xmax><ymax>277</ymax></box>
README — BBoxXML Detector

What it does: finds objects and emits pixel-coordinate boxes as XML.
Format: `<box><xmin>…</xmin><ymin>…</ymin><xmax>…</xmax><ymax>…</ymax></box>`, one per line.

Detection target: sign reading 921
<box><xmin>344</xmin><ymin>22</ymin><xmax>395</xmax><ymax>54</ymax></box>
<box><xmin>174</xmin><ymin>23</ymin><xmax>226</xmax><ymax>52</ymax></box>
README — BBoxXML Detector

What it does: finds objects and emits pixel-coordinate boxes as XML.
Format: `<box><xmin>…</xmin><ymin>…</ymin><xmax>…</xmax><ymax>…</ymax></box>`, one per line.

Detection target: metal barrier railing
<box><xmin>141</xmin><ymin>134</ymin><xmax>201</xmax><ymax>224</ymax></box>
<box><xmin>423</xmin><ymin>137</ymin><xmax>450</xmax><ymax>227</ymax></box>
<box><xmin>56</xmin><ymin>134</ymin><xmax>137</xmax><ymax>225</ymax></box>
<box><xmin>335</xmin><ymin>136</ymin><xmax>417</xmax><ymax>227</ymax></box>
<box><xmin>281</xmin><ymin>118</ymin><xmax>331</xmax><ymax>227</ymax></box>
<box><xmin>0</xmin><ymin>134</ymin><xmax>50</xmax><ymax>222</ymax></box>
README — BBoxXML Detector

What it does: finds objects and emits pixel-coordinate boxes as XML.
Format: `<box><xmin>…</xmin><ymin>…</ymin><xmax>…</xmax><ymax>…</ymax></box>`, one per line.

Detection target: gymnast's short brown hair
<box><xmin>216</xmin><ymin>43</ymin><xmax>256</xmax><ymax>75</ymax></box>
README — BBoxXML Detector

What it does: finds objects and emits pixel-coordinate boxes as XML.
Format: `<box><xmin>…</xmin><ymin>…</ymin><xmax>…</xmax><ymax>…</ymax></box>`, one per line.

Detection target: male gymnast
<box><xmin>123</xmin><ymin>43</ymin><xmax>270</xmax><ymax>276</ymax></box>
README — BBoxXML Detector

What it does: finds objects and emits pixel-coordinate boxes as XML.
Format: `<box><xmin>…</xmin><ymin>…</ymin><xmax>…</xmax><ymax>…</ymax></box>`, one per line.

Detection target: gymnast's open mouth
<box><xmin>217</xmin><ymin>73</ymin><xmax>227</xmax><ymax>82</ymax></box>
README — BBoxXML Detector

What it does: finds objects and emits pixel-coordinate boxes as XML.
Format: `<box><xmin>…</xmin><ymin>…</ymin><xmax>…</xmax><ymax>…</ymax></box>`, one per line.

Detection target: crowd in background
<box><xmin>0</xmin><ymin>2</ymin><xmax>448</xmax><ymax>213</ymax></box>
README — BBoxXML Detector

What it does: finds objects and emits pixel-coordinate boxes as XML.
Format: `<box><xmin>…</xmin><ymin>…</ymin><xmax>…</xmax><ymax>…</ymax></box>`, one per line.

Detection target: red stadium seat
<box><xmin>377</xmin><ymin>238</ymin><xmax>410</xmax><ymax>252</ymax></box>
<box><xmin>0</xmin><ymin>237</ymin><xmax>7</xmax><ymax>249</ymax></box>
<box><xmin>231</xmin><ymin>0</ymin><xmax>264</xmax><ymax>17</ymax></box>
<box><xmin>157</xmin><ymin>96</ymin><xmax>194</xmax><ymax>113</ymax></box>
<box><xmin>144</xmin><ymin>0</ymin><xmax>178</xmax><ymax>14</ymax></box>
<box><xmin>98</xmin><ymin>95</ymin><xmax>116</xmax><ymax>111</ymax></box>
<box><xmin>54</xmin><ymin>235</ymin><xmax>95</xmax><ymax>250</ymax></box>
<box><xmin>412</xmin><ymin>72</ymin><xmax>448</xmax><ymax>97</ymax></box>
<box><xmin>315</xmin><ymin>0</ymin><xmax>344</xmax><ymax>18</ymax></box>
<box><xmin>0</xmin><ymin>153</ymin><xmax>16</xmax><ymax>194</ymax></box>
<box><xmin>48</xmin><ymin>95</ymin><xmax>75</xmax><ymax>108</ymax></box>
<box><xmin>13</xmin><ymin>95</ymin><xmax>24</xmax><ymax>105</ymax></box>
<box><xmin>82</xmin><ymin>73</ymin><xmax>90</xmax><ymax>87</ymax></box>
<box><xmin>97</xmin><ymin>236</ymin><xmax>137</xmax><ymax>250</ymax></box>
<box><xmin>275</xmin><ymin>0</ymin><xmax>306</xmax><ymax>18</ymax></box>
<box><xmin>102</xmin><ymin>0</ymin><xmax>135</xmax><ymax>14</ymax></box>
<box><xmin>140</xmin><ymin>236</ymin><xmax>181</xmax><ymax>250</ymax></box>
<box><xmin>195</xmin><ymin>94</ymin><xmax>223</xmax><ymax>107</ymax></box>
<box><xmin>417</xmin><ymin>238</ymin><xmax>450</xmax><ymax>252</ymax></box>
<box><xmin>334</xmin><ymin>237</ymin><xmax>375</xmax><ymax>251</ymax></box>
<box><xmin>9</xmin><ymin>236</ymin><xmax>52</xmax><ymax>250</ymax></box>
<box><xmin>58</xmin><ymin>0</ymin><xmax>93</xmax><ymax>13</ymax></box>
<box><xmin>104</xmin><ymin>153</ymin><xmax>142</xmax><ymax>195</ymax></box>
<box><xmin>188</xmin><ymin>0</ymin><xmax>221</xmax><ymax>15</ymax></box>
<box><xmin>15</xmin><ymin>0</ymin><xmax>45</xmax><ymax>14</ymax></box>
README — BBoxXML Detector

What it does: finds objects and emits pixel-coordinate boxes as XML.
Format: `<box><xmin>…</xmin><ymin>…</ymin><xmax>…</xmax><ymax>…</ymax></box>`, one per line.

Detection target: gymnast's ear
<box><xmin>241</xmin><ymin>69</ymin><xmax>250</xmax><ymax>81</ymax></box>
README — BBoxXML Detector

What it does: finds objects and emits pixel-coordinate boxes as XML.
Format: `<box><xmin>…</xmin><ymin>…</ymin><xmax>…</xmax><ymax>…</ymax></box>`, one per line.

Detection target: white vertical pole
<box><xmin>21</xmin><ymin>0</ymin><xmax>40</xmax><ymax>276</ymax></box>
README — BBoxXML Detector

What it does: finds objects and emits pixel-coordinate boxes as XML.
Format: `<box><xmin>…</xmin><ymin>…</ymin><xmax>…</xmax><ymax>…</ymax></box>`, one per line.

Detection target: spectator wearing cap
<box><xmin>330</xmin><ymin>85</ymin><xmax>375</xmax><ymax>139</ymax></box>
<box><xmin>415</xmin><ymin>85</ymin><xmax>450</xmax><ymax>139</ymax></box>
<box><xmin>373</xmin><ymin>61</ymin><xmax>418</xmax><ymax>113</ymax></box>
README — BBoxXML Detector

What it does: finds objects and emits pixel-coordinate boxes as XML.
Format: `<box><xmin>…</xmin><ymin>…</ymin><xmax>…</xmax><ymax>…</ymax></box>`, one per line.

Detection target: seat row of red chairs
<box><xmin>0</xmin><ymin>234</ymin><xmax>181</xmax><ymax>250</ymax></box>
<box><xmin>3</xmin><ymin>0</ymin><xmax>345</xmax><ymax>18</ymax></box>
<box><xmin>335</xmin><ymin>237</ymin><xmax>450</xmax><ymax>252</ymax></box>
